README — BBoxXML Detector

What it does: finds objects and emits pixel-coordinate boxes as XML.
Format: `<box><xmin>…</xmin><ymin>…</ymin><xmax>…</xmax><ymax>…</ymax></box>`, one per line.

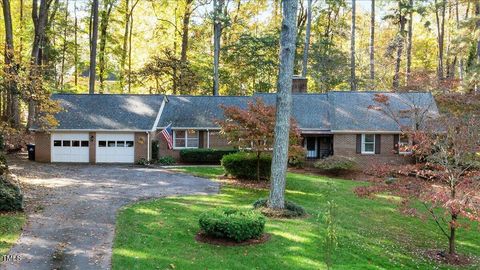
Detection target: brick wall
<box><xmin>134</xmin><ymin>132</ymin><xmax>149</xmax><ymax>162</ymax></box>
<box><xmin>154</xmin><ymin>131</ymin><xmax>181</xmax><ymax>160</ymax></box>
<box><xmin>208</xmin><ymin>131</ymin><xmax>230</xmax><ymax>149</ymax></box>
<box><xmin>153</xmin><ymin>129</ymin><xmax>232</xmax><ymax>161</ymax></box>
<box><xmin>34</xmin><ymin>132</ymin><xmax>51</xmax><ymax>163</ymax></box>
<box><xmin>333</xmin><ymin>133</ymin><xmax>409</xmax><ymax>167</ymax></box>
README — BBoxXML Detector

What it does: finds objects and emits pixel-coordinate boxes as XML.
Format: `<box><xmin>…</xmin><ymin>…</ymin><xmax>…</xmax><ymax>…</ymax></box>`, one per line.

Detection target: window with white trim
<box><xmin>361</xmin><ymin>134</ymin><xmax>375</xmax><ymax>154</ymax></box>
<box><xmin>173</xmin><ymin>130</ymin><xmax>199</xmax><ymax>149</ymax></box>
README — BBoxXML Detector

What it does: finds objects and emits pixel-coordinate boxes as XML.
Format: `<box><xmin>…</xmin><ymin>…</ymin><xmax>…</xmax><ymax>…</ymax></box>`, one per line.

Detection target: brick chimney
<box><xmin>292</xmin><ymin>76</ymin><xmax>307</xmax><ymax>93</ymax></box>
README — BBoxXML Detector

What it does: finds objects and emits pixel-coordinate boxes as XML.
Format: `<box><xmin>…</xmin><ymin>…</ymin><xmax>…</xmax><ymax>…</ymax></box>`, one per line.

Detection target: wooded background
<box><xmin>1</xmin><ymin>0</ymin><xmax>480</xmax><ymax>131</ymax></box>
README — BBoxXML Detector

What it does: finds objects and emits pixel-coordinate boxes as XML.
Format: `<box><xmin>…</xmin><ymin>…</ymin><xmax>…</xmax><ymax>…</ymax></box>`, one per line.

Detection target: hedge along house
<box><xmin>32</xmin><ymin>89</ymin><xmax>439</xmax><ymax>165</ymax></box>
<box><xmin>32</xmin><ymin>94</ymin><xmax>165</xmax><ymax>163</ymax></box>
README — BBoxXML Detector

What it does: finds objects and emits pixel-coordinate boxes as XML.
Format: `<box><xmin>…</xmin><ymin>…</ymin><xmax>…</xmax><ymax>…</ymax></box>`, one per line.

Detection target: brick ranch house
<box><xmin>32</xmin><ymin>88</ymin><xmax>438</xmax><ymax>165</ymax></box>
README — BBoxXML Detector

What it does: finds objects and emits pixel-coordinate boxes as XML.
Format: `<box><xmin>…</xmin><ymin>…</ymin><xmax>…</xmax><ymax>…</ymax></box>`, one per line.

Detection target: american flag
<box><xmin>161</xmin><ymin>123</ymin><xmax>173</xmax><ymax>149</ymax></box>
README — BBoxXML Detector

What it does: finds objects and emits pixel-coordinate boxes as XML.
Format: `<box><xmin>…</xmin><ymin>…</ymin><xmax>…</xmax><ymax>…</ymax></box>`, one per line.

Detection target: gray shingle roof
<box><xmin>328</xmin><ymin>91</ymin><xmax>439</xmax><ymax>132</ymax></box>
<box><xmin>43</xmin><ymin>91</ymin><xmax>438</xmax><ymax>133</ymax></box>
<box><xmin>253</xmin><ymin>93</ymin><xmax>332</xmax><ymax>130</ymax></box>
<box><xmin>46</xmin><ymin>94</ymin><xmax>164</xmax><ymax>131</ymax></box>
<box><xmin>157</xmin><ymin>95</ymin><xmax>251</xmax><ymax>128</ymax></box>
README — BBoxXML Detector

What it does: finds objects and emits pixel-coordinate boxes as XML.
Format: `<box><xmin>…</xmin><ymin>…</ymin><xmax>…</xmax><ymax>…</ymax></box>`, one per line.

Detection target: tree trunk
<box><xmin>393</xmin><ymin>2</ymin><xmax>406</xmax><ymax>90</ymax></box>
<box><xmin>455</xmin><ymin>0</ymin><xmax>463</xmax><ymax>80</ymax></box>
<box><xmin>434</xmin><ymin>0</ymin><xmax>446</xmax><ymax>88</ymax></box>
<box><xmin>19</xmin><ymin>0</ymin><xmax>24</xmax><ymax>64</ymax></box>
<box><xmin>127</xmin><ymin>0</ymin><xmax>139</xmax><ymax>93</ymax></box>
<box><xmin>301</xmin><ymin>0</ymin><xmax>312</xmax><ymax>78</ymax></box>
<box><xmin>99</xmin><ymin>1</ymin><xmax>114</xmax><ymax>94</ymax></box>
<box><xmin>59</xmin><ymin>0</ymin><xmax>68</xmax><ymax>91</ymax></box>
<box><xmin>181</xmin><ymin>0</ymin><xmax>193</xmax><ymax>64</ymax></box>
<box><xmin>2</xmin><ymin>0</ymin><xmax>20</xmax><ymax>127</ymax></box>
<box><xmin>268</xmin><ymin>0</ymin><xmax>298</xmax><ymax>210</ymax></box>
<box><xmin>74</xmin><ymin>0</ymin><xmax>78</xmax><ymax>88</ymax></box>
<box><xmin>28</xmin><ymin>0</ymin><xmax>52</xmax><ymax>130</ymax></box>
<box><xmin>89</xmin><ymin>0</ymin><xmax>99</xmax><ymax>94</ymax></box>
<box><xmin>213</xmin><ymin>0</ymin><xmax>224</xmax><ymax>96</ymax></box>
<box><xmin>476</xmin><ymin>2</ymin><xmax>480</xmax><ymax>94</ymax></box>
<box><xmin>449</xmin><ymin>214</ymin><xmax>457</xmax><ymax>254</ymax></box>
<box><xmin>369</xmin><ymin>0</ymin><xmax>375</xmax><ymax>89</ymax></box>
<box><xmin>350</xmin><ymin>0</ymin><xmax>357</xmax><ymax>91</ymax></box>
<box><xmin>119</xmin><ymin>0</ymin><xmax>130</xmax><ymax>92</ymax></box>
<box><xmin>406</xmin><ymin>0</ymin><xmax>413</xmax><ymax>86</ymax></box>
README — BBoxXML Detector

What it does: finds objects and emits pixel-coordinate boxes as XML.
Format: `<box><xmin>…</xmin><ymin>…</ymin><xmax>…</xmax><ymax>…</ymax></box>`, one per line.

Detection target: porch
<box><xmin>303</xmin><ymin>135</ymin><xmax>333</xmax><ymax>163</ymax></box>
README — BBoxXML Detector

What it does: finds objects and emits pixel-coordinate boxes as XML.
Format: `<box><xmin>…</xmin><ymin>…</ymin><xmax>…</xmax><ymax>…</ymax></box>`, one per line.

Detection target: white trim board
<box><xmin>151</xmin><ymin>97</ymin><xmax>167</xmax><ymax>132</ymax></box>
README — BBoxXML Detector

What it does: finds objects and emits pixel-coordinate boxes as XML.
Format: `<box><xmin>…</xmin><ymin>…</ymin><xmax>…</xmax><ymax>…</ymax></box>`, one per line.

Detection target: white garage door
<box><xmin>96</xmin><ymin>133</ymin><xmax>135</xmax><ymax>163</ymax></box>
<box><xmin>51</xmin><ymin>133</ymin><xmax>90</xmax><ymax>163</ymax></box>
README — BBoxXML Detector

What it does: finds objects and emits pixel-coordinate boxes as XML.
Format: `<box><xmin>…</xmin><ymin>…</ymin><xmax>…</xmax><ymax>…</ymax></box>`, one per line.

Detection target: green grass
<box><xmin>171</xmin><ymin>166</ymin><xmax>225</xmax><ymax>179</ymax></box>
<box><xmin>113</xmin><ymin>167</ymin><xmax>480</xmax><ymax>270</ymax></box>
<box><xmin>0</xmin><ymin>212</ymin><xmax>25</xmax><ymax>255</ymax></box>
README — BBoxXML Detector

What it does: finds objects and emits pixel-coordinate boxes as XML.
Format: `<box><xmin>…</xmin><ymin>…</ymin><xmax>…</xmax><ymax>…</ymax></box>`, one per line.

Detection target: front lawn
<box><xmin>0</xmin><ymin>212</ymin><xmax>25</xmax><ymax>256</ymax></box>
<box><xmin>112</xmin><ymin>167</ymin><xmax>480</xmax><ymax>270</ymax></box>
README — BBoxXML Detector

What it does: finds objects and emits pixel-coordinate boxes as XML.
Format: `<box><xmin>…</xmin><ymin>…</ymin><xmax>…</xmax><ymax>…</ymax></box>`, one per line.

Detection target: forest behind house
<box><xmin>1</xmin><ymin>0</ymin><xmax>480</xmax><ymax>142</ymax></box>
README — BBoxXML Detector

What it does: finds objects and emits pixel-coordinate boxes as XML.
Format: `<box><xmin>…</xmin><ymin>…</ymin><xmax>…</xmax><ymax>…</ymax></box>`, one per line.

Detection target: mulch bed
<box><xmin>424</xmin><ymin>250</ymin><xmax>476</xmax><ymax>267</ymax></box>
<box><xmin>195</xmin><ymin>232</ymin><xmax>271</xmax><ymax>246</ymax></box>
<box><xmin>216</xmin><ymin>176</ymin><xmax>270</xmax><ymax>189</ymax></box>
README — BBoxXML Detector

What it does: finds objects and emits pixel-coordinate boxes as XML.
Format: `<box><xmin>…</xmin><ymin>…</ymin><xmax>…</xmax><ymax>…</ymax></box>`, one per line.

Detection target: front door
<box><xmin>305</xmin><ymin>137</ymin><xmax>317</xmax><ymax>159</ymax></box>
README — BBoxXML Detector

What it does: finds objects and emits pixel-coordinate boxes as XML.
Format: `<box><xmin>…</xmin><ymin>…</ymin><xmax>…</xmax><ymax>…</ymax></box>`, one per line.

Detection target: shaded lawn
<box><xmin>113</xmin><ymin>167</ymin><xmax>480</xmax><ymax>270</ymax></box>
<box><xmin>0</xmin><ymin>212</ymin><xmax>25</xmax><ymax>256</ymax></box>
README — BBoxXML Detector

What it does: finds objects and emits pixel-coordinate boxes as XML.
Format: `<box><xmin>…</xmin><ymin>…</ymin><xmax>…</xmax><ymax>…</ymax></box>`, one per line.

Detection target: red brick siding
<box><xmin>333</xmin><ymin>134</ymin><xmax>409</xmax><ymax>167</ymax></box>
<box><xmin>153</xmin><ymin>130</ymin><xmax>232</xmax><ymax>160</ymax></box>
<box><xmin>134</xmin><ymin>132</ymin><xmax>149</xmax><ymax>162</ymax></box>
<box><xmin>34</xmin><ymin>132</ymin><xmax>51</xmax><ymax>162</ymax></box>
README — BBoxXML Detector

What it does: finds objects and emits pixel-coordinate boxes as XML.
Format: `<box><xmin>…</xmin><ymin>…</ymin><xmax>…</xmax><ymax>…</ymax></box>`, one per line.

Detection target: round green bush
<box><xmin>198</xmin><ymin>208</ymin><xmax>266</xmax><ymax>242</ymax></box>
<box><xmin>314</xmin><ymin>156</ymin><xmax>358</xmax><ymax>174</ymax></box>
<box><xmin>221</xmin><ymin>152</ymin><xmax>271</xmax><ymax>180</ymax></box>
<box><xmin>155</xmin><ymin>156</ymin><xmax>176</xmax><ymax>165</ymax></box>
<box><xmin>253</xmin><ymin>198</ymin><xmax>306</xmax><ymax>218</ymax></box>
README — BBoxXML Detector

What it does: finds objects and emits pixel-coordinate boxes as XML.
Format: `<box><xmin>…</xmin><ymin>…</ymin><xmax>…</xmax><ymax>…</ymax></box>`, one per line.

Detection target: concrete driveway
<box><xmin>1</xmin><ymin>156</ymin><xmax>219</xmax><ymax>270</ymax></box>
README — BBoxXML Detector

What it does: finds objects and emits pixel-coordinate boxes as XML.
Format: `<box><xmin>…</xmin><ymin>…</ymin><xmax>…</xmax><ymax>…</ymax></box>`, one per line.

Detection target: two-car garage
<box><xmin>51</xmin><ymin>132</ymin><xmax>136</xmax><ymax>163</ymax></box>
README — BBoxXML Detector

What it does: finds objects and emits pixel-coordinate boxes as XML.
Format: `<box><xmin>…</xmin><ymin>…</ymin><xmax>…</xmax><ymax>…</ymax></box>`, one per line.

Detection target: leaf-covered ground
<box><xmin>0</xmin><ymin>212</ymin><xmax>25</xmax><ymax>256</ymax></box>
<box><xmin>112</xmin><ymin>167</ymin><xmax>480</xmax><ymax>270</ymax></box>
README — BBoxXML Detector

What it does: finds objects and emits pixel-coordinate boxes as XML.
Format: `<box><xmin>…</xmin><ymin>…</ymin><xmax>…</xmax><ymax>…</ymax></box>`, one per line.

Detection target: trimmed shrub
<box><xmin>155</xmin><ymin>156</ymin><xmax>176</xmax><ymax>165</ymax></box>
<box><xmin>221</xmin><ymin>152</ymin><xmax>271</xmax><ymax>180</ymax></box>
<box><xmin>253</xmin><ymin>198</ymin><xmax>306</xmax><ymax>218</ymax></box>
<box><xmin>180</xmin><ymin>149</ymin><xmax>238</xmax><ymax>164</ymax></box>
<box><xmin>0</xmin><ymin>155</ymin><xmax>23</xmax><ymax>211</ymax></box>
<box><xmin>0</xmin><ymin>175</ymin><xmax>23</xmax><ymax>211</ymax></box>
<box><xmin>314</xmin><ymin>156</ymin><xmax>358</xmax><ymax>175</ymax></box>
<box><xmin>288</xmin><ymin>151</ymin><xmax>306</xmax><ymax>168</ymax></box>
<box><xmin>199</xmin><ymin>208</ymin><xmax>265</xmax><ymax>242</ymax></box>
<box><xmin>136</xmin><ymin>158</ymin><xmax>150</xmax><ymax>166</ymax></box>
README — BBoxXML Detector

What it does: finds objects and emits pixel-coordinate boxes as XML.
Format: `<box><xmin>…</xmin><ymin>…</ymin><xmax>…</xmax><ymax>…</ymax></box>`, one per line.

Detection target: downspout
<box><xmin>147</xmin><ymin>131</ymin><xmax>150</xmax><ymax>161</ymax></box>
